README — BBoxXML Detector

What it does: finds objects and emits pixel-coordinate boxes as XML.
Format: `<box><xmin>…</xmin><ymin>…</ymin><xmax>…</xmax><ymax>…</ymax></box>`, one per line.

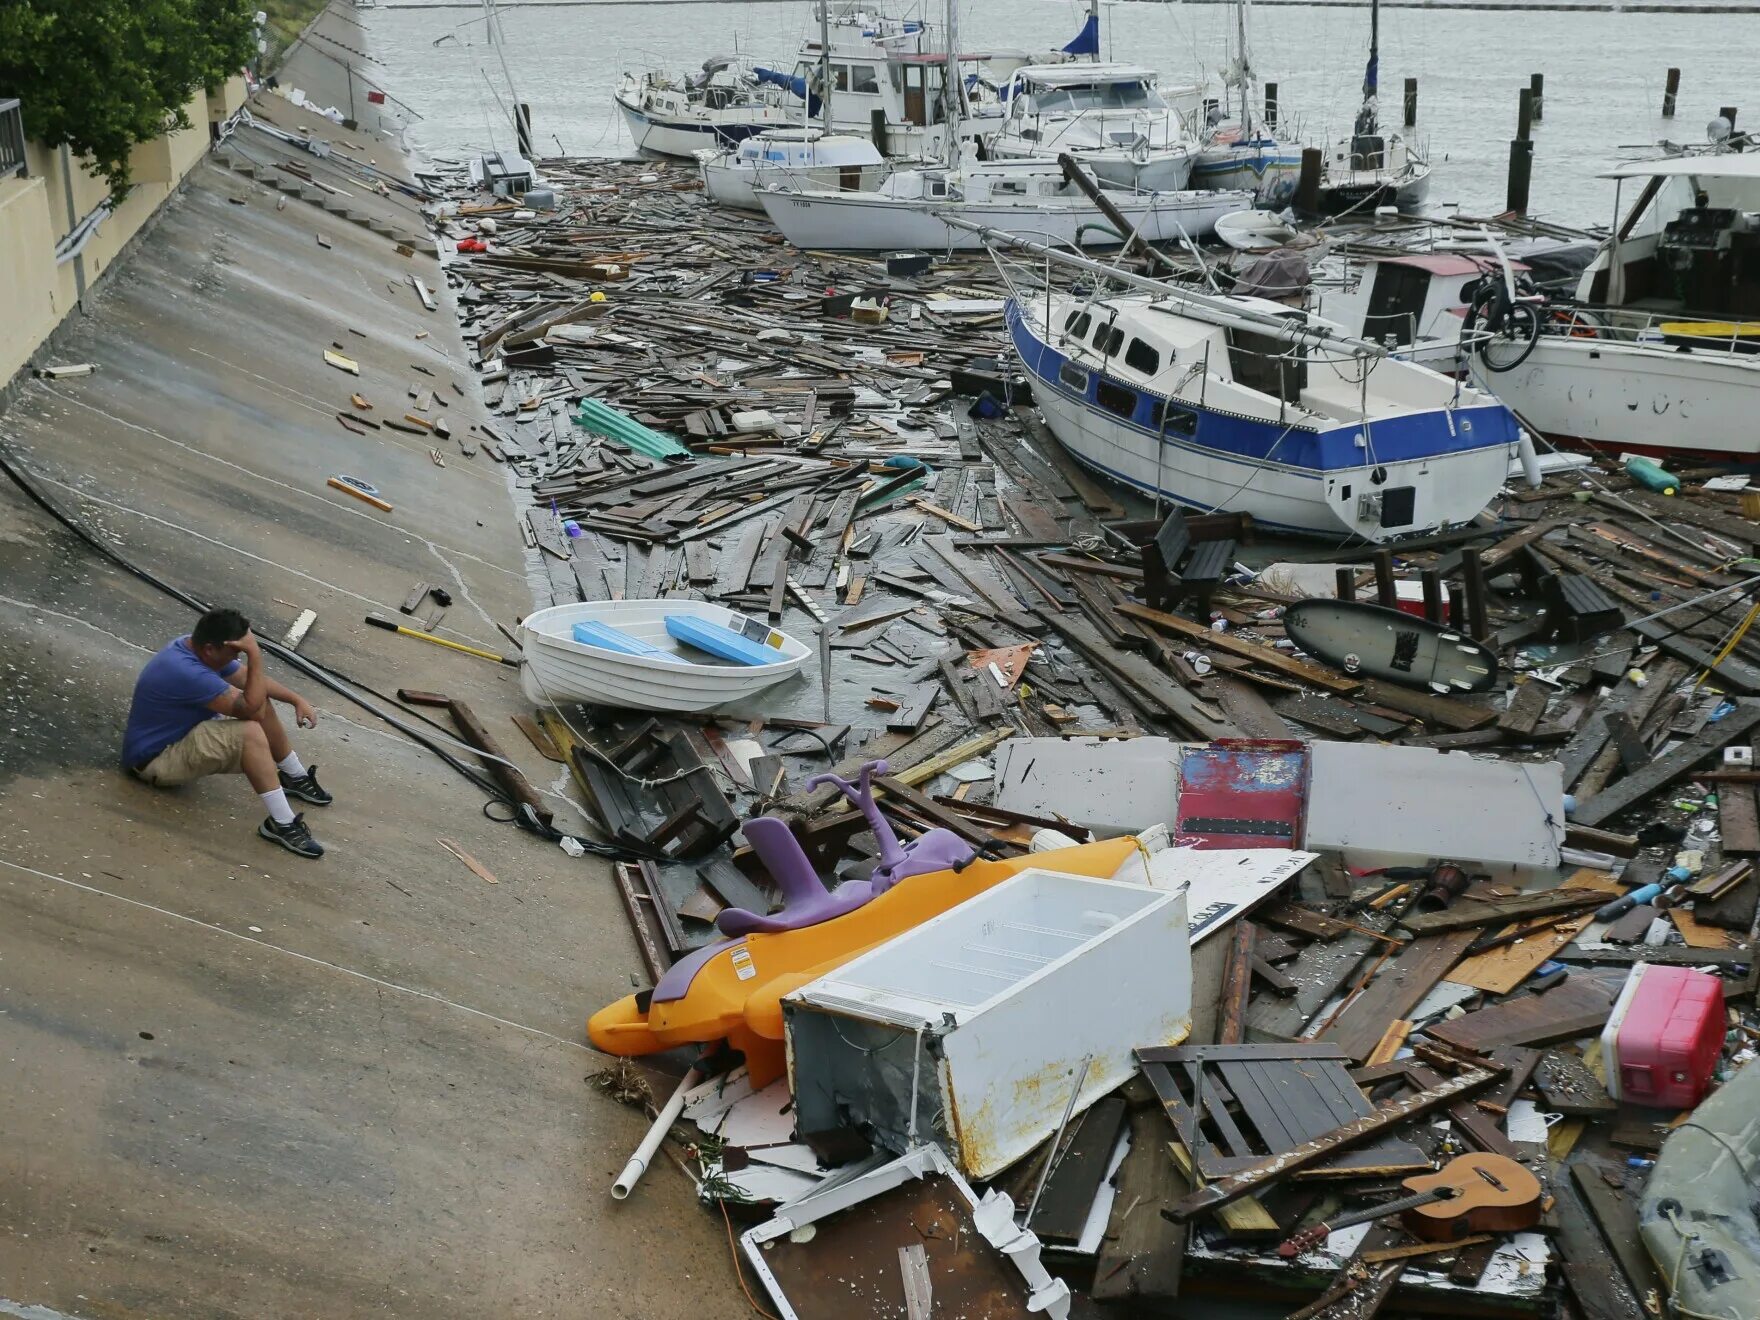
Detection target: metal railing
<box><xmin>1546</xmin><ymin>304</ymin><xmax>1760</xmax><ymax>357</ymax></box>
<box><xmin>0</xmin><ymin>98</ymin><xmax>25</xmax><ymax>180</ymax></box>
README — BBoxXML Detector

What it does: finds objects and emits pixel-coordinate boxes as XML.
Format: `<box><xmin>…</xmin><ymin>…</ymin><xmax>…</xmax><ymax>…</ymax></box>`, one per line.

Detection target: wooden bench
<box><xmin>1142</xmin><ymin>509</ymin><xmax>1245</xmax><ymax>617</ymax></box>
<box><xmin>1539</xmin><ymin>572</ymin><xmax>1624</xmax><ymax>643</ymax></box>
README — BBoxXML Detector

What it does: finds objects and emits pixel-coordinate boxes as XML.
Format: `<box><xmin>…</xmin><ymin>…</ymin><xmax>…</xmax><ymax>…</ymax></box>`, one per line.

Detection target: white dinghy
<box><xmin>520</xmin><ymin>600</ymin><xmax>811</xmax><ymax>712</ymax></box>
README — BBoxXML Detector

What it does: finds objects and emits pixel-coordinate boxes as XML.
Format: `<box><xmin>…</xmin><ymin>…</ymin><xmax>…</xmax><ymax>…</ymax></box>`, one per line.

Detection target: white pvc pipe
<box><xmin>611</xmin><ymin>1068</ymin><xmax>700</xmax><ymax>1200</ymax></box>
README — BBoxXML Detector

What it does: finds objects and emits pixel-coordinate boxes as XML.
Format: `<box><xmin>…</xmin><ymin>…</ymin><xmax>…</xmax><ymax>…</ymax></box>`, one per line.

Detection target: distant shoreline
<box><xmin>377</xmin><ymin>0</ymin><xmax>1760</xmax><ymax>10</ymax></box>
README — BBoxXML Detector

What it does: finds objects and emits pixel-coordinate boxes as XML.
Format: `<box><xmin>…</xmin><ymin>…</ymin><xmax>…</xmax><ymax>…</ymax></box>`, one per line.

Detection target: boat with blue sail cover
<box><xmin>1005</xmin><ymin>278</ymin><xmax>1524</xmax><ymax>542</ymax></box>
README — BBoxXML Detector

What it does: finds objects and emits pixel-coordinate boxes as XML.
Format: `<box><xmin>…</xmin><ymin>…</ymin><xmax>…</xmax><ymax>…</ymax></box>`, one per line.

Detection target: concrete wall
<box><xmin>0</xmin><ymin>176</ymin><xmax>60</xmax><ymax>383</ymax></box>
<box><xmin>1</xmin><ymin>89</ymin><xmax>215</xmax><ymax>386</ymax></box>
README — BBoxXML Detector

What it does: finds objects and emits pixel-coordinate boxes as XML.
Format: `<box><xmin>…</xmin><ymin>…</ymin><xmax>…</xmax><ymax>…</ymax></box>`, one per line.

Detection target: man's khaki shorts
<box><xmin>136</xmin><ymin>719</ymin><xmax>249</xmax><ymax>787</ymax></box>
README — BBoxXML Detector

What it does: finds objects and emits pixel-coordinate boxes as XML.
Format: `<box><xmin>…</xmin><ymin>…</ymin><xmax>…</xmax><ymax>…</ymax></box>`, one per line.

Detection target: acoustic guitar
<box><xmin>1277</xmin><ymin>1153</ymin><xmax>1543</xmax><ymax>1257</ymax></box>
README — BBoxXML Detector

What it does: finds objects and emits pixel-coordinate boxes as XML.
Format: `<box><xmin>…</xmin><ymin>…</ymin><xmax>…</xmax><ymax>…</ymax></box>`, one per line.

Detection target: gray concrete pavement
<box><xmin>0</xmin><ymin>17</ymin><xmax>745</xmax><ymax>1316</ymax></box>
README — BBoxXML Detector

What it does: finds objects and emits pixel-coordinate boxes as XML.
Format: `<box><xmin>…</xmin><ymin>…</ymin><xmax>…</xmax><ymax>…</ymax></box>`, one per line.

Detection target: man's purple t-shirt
<box><xmin>121</xmin><ymin>637</ymin><xmax>240</xmax><ymax>769</ymax></box>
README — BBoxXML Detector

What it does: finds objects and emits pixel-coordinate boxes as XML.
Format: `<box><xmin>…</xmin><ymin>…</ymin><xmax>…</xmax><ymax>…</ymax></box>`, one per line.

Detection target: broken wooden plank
<box><xmin>1532</xmin><ymin>1050</ymin><xmax>1616</xmax><ymax>1116</ymax></box>
<box><xmin>437</xmin><ymin>837</ymin><xmax>497</xmax><ymax>884</ymax></box>
<box><xmin>511</xmin><ymin>712</ymin><xmax>565</xmax><ymax>762</ymax></box>
<box><xmin>1217</xmin><ymin>921</ymin><xmax>1257</xmax><ymax>1047</ymax></box>
<box><xmin>1570</xmin><ymin>1160</ymin><xmax>1667</xmax><ymax>1308</ymax></box>
<box><xmin>1090</xmin><ymin>1103</ymin><xmax>1188</xmax><ymax>1302</ymax></box>
<box><xmin>1399</xmin><ymin>888</ymin><xmax>1607</xmax><ymax>937</ymax></box>
<box><xmin>1425</xmin><ymin>977</ymin><xmax>1620</xmax><ymax>1053</ymax></box>
<box><xmin>1029</xmin><ymin>1096</ymin><xmax>1129</xmax><ymax>1245</ymax></box>
<box><xmin>1721</xmin><ymin>776</ymin><xmax>1760</xmax><ymax>856</ymax></box>
<box><xmin>1498</xmin><ymin>679</ymin><xmax>1551</xmax><ymax>737</ymax></box>
<box><xmin>1576</xmin><ymin>704</ymin><xmax>1760</xmax><ymax>827</ymax></box>
<box><xmin>1321</xmin><ymin>930</ymin><xmax>1476</xmax><ymax>1062</ymax></box>
<box><xmin>1115</xmin><ymin>601</ymin><xmax>1362</xmax><ymax>695</ymax></box>
<box><xmin>1449</xmin><ymin>871</ymin><xmax>1623</xmax><ymax>995</ymax></box>
<box><xmin>1166</xmin><ymin>1063</ymin><xmax>1501</xmax><ymax>1220</ymax></box>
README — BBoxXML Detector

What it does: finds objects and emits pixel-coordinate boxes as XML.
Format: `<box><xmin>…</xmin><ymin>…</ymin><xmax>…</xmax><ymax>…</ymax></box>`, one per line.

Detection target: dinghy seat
<box><xmin>665</xmin><ymin>614</ymin><xmax>778</xmax><ymax>666</ymax></box>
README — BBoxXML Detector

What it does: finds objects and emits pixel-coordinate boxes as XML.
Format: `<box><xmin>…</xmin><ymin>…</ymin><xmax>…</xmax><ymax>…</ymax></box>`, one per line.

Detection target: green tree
<box><xmin>0</xmin><ymin>0</ymin><xmax>257</xmax><ymax>195</ymax></box>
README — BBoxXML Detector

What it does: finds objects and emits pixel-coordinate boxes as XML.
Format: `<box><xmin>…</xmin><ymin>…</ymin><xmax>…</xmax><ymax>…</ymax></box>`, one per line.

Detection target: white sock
<box><xmin>277</xmin><ymin>752</ymin><xmax>307</xmax><ymax>779</ymax></box>
<box><xmin>261</xmin><ymin>788</ymin><xmax>296</xmax><ymax>826</ymax></box>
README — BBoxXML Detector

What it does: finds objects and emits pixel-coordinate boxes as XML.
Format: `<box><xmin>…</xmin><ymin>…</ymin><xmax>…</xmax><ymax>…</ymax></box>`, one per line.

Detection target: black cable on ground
<box><xmin>0</xmin><ymin>437</ymin><xmax>653</xmax><ymax>861</ymax></box>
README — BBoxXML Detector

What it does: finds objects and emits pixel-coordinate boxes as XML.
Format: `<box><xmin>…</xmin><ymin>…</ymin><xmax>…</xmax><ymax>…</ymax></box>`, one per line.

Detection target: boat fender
<box><xmin>1625</xmin><ymin>455</ymin><xmax>1680</xmax><ymax>496</ymax></box>
<box><xmin>1517</xmin><ymin>431</ymin><xmax>1543</xmax><ymax>489</ymax></box>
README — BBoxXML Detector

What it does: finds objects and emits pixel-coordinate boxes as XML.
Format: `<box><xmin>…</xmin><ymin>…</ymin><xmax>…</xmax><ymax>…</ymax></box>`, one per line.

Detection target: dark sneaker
<box><xmin>259</xmin><ymin>813</ymin><xmax>325</xmax><ymax>859</ymax></box>
<box><xmin>279</xmin><ymin>766</ymin><xmax>333</xmax><ymax>807</ymax></box>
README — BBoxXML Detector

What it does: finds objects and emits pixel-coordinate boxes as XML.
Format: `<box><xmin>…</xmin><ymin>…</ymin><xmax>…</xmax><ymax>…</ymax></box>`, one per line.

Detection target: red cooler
<box><xmin>1600</xmin><ymin>963</ymin><xmax>1724</xmax><ymax>1109</ymax></box>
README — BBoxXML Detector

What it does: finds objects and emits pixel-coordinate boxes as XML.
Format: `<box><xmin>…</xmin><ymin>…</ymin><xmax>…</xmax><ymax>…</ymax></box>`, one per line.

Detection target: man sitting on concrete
<box><xmin>122</xmin><ymin>608</ymin><xmax>333</xmax><ymax>858</ymax></box>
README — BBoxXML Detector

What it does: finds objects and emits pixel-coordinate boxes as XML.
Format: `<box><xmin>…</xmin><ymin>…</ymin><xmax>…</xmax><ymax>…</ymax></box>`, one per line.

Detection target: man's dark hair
<box><xmin>192</xmin><ymin>608</ymin><xmax>251</xmax><ymax>648</ymax></box>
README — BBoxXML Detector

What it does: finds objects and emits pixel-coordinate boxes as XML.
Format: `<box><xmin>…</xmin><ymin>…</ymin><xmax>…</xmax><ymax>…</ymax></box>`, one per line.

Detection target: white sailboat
<box><xmin>1466</xmin><ymin>153</ymin><xmax>1760</xmax><ymax>459</ymax></box>
<box><xmin>757</xmin><ymin>0</ymin><xmax>1250</xmax><ymax>254</ymax></box>
<box><xmin>986</xmin><ymin>63</ymin><xmax>1205</xmax><ymax>193</ymax></box>
<box><xmin>699</xmin><ymin>131</ymin><xmax>889</xmax><ymax>211</ymax></box>
<box><xmin>695</xmin><ymin>5</ymin><xmax>891</xmax><ymax>211</ymax></box>
<box><xmin>984</xmin><ymin>231</ymin><xmax>1523</xmax><ymax>541</ymax></box>
<box><xmin>1319</xmin><ymin>0</ymin><xmax>1430</xmax><ymax>213</ymax></box>
<box><xmin>758</xmin><ymin>159</ymin><xmax>1250</xmax><ymax>251</ymax></box>
<box><xmin>786</xmin><ymin>3</ymin><xmax>998</xmax><ymax>161</ymax></box>
<box><xmin>615</xmin><ymin>59</ymin><xmax>802</xmax><ymax>157</ymax></box>
<box><xmin>1189</xmin><ymin>0</ymin><xmax>1305</xmax><ymax>205</ymax></box>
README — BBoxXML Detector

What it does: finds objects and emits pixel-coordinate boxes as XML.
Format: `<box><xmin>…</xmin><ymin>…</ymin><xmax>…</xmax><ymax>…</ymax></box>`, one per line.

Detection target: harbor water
<box><xmin>361</xmin><ymin>0</ymin><xmax>1760</xmax><ymax>225</ymax></box>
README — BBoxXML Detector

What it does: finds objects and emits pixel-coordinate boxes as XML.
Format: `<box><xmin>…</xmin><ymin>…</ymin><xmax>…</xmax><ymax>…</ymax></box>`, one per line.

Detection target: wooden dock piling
<box><xmin>1404</xmin><ymin>77</ymin><xmax>1418</xmax><ymax>128</ymax></box>
<box><xmin>1373</xmin><ymin>550</ymin><xmax>1399</xmax><ymax>609</ymax></box>
<box><xmin>1663</xmin><ymin>67</ymin><xmax>1680</xmax><ymax>117</ymax></box>
<box><xmin>1517</xmin><ymin>87</ymin><xmax>1535</xmax><ymax>141</ymax></box>
<box><xmin>1422</xmin><ymin>570</ymin><xmax>1445</xmax><ymax>625</ymax></box>
<box><xmin>1529</xmin><ymin>74</ymin><xmax>1545</xmax><ymax>123</ymax></box>
<box><xmin>1265</xmin><ymin>82</ymin><xmax>1278</xmax><ymax>130</ymax></box>
<box><xmin>1336</xmin><ymin>567</ymin><xmax>1356</xmax><ymax>602</ymax></box>
<box><xmin>1295</xmin><ymin>146</ymin><xmax>1322</xmax><ymax>218</ymax></box>
<box><xmin>1507</xmin><ymin>138</ymin><xmax>1534</xmax><ymax>215</ymax></box>
<box><xmin>1461</xmin><ymin>548</ymin><xmax>1490</xmax><ymax>642</ymax></box>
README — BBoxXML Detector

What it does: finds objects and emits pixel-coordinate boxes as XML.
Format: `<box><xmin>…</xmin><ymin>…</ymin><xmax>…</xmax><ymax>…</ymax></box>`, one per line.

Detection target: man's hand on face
<box><xmin>226</xmin><ymin>633</ymin><xmax>261</xmax><ymax>661</ymax></box>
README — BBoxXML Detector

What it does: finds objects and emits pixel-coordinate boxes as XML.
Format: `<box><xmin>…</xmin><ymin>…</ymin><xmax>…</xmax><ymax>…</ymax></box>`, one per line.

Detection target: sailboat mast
<box><xmin>1237</xmin><ymin>0</ymin><xmax>1255</xmax><ymax>135</ymax></box>
<box><xmin>481</xmin><ymin>0</ymin><xmax>526</xmax><ymax>154</ymax></box>
<box><xmin>1358</xmin><ymin>0</ymin><xmax>1379</xmax><ymax>137</ymax></box>
<box><xmin>944</xmin><ymin>0</ymin><xmax>961</xmax><ymax>167</ymax></box>
<box><xmin>819</xmin><ymin>1</ymin><xmax>832</xmax><ymax>134</ymax></box>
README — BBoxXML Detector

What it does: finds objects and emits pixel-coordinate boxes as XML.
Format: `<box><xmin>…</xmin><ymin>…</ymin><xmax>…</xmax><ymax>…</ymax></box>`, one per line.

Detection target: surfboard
<box><xmin>1283</xmin><ymin>599</ymin><xmax>1499</xmax><ymax>695</ymax></box>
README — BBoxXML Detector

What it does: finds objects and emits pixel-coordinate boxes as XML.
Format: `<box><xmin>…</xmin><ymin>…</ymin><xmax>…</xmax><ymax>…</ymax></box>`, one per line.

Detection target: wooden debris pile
<box><xmin>403</xmin><ymin>156</ymin><xmax>1760</xmax><ymax>1319</ymax></box>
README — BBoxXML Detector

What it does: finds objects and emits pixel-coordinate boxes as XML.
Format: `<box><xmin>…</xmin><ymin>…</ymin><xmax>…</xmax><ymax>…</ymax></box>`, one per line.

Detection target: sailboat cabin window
<box><xmin>927</xmin><ymin>179</ymin><xmax>948</xmax><ymax>198</ymax></box>
<box><xmin>1150</xmin><ymin>401</ymin><xmax>1198</xmax><ymax>437</ymax></box>
<box><xmin>1124</xmin><ymin>338</ymin><xmax>1160</xmax><ymax>375</ymax></box>
<box><xmin>1093</xmin><ymin>323</ymin><xmax>1125</xmax><ymax>356</ymax></box>
<box><xmin>831</xmin><ymin>65</ymin><xmax>850</xmax><ymax>92</ymax></box>
<box><xmin>1095</xmin><ymin>378</ymin><xmax>1137</xmax><ymax>419</ymax></box>
<box><xmin>1059</xmin><ymin>361</ymin><xmax>1089</xmax><ymax>392</ymax></box>
<box><xmin>849</xmin><ymin>64</ymin><xmax>881</xmax><ymax>94</ymax></box>
<box><xmin>1064</xmin><ymin>310</ymin><xmax>1093</xmax><ymax>338</ymax></box>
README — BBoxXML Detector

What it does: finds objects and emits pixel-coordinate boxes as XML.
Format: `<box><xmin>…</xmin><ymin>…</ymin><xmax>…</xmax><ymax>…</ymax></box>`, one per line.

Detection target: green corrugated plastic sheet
<box><xmin>574</xmin><ymin>398</ymin><xmax>690</xmax><ymax>459</ymax></box>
